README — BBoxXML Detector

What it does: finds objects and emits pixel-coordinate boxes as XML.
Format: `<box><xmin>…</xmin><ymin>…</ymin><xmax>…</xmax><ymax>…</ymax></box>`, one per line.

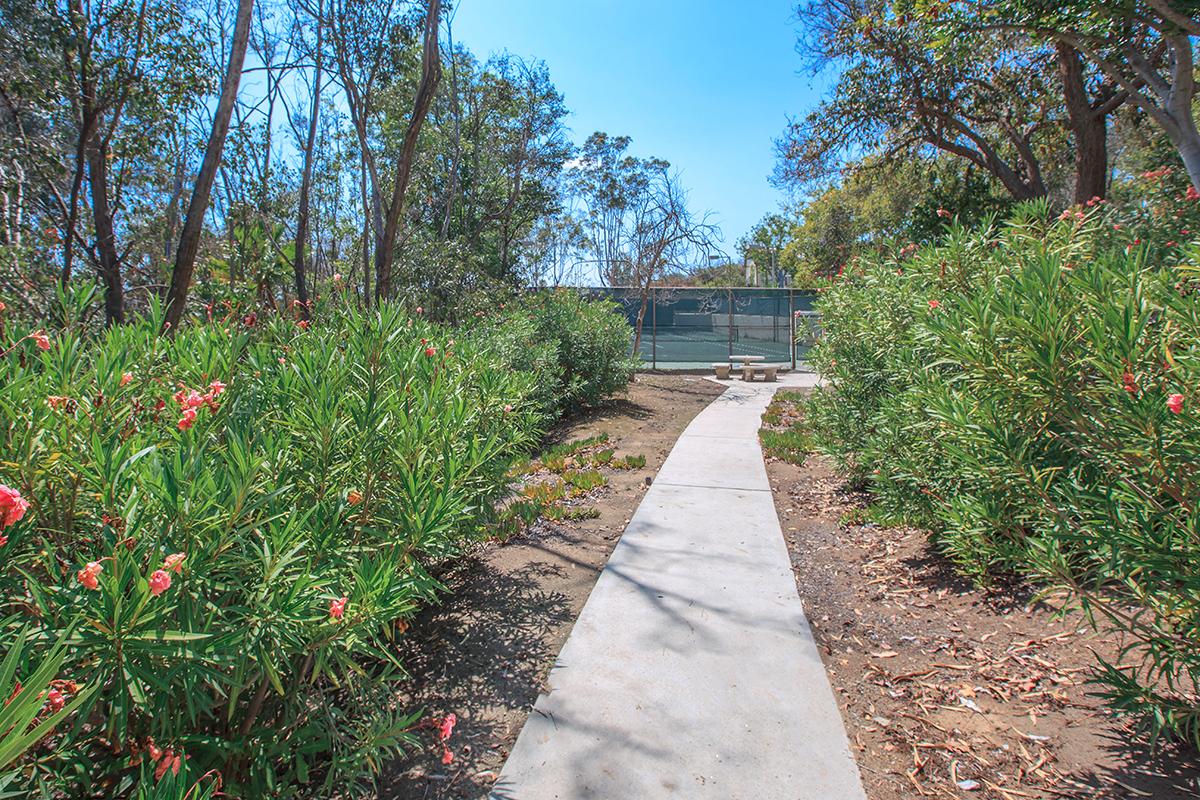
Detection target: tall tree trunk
<box><xmin>87</xmin><ymin>141</ymin><xmax>124</xmax><ymax>325</ymax></box>
<box><xmin>1057</xmin><ymin>42</ymin><xmax>1109</xmax><ymax>204</ymax></box>
<box><xmin>162</xmin><ymin>0</ymin><xmax>255</xmax><ymax>332</ymax></box>
<box><xmin>293</xmin><ymin>4</ymin><xmax>323</xmax><ymax>319</ymax></box>
<box><xmin>374</xmin><ymin>0</ymin><xmax>442</xmax><ymax>302</ymax></box>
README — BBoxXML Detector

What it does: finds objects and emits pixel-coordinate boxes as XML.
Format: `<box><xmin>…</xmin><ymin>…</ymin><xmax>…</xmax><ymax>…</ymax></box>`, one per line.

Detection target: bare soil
<box><xmin>763</xmin><ymin>392</ymin><xmax>1200</xmax><ymax>800</ymax></box>
<box><xmin>377</xmin><ymin>373</ymin><xmax>726</xmax><ymax>800</ymax></box>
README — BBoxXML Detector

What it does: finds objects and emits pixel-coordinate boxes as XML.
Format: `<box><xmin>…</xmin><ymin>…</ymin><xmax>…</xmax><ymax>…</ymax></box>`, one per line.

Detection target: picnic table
<box><xmin>712</xmin><ymin>358</ymin><xmax>784</xmax><ymax>382</ymax></box>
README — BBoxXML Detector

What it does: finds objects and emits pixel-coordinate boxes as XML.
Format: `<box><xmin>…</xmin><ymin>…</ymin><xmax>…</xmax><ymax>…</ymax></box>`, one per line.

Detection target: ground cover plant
<box><xmin>804</xmin><ymin>177</ymin><xmax>1200</xmax><ymax>747</ymax></box>
<box><xmin>0</xmin><ymin>288</ymin><xmax>632</xmax><ymax>797</ymax></box>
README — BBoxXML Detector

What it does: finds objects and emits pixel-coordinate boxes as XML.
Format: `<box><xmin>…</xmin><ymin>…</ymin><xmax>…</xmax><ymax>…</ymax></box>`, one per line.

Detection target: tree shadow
<box><xmin>376</xmin><ymin>541</ymin><xmax>576</xmax><ymax>799</ymax></box>
<box><xmin>1067</xmin><ymin>728</ymin><xmax>1200</xmax><ymax>798</ymax></box>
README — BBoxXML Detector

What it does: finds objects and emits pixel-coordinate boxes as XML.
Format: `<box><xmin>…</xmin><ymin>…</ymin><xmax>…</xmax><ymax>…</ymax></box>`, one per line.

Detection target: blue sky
<box><xmin>452</xmin><ymin>0</ymin><xmax>827</xmax><ymax>251</ymax></box>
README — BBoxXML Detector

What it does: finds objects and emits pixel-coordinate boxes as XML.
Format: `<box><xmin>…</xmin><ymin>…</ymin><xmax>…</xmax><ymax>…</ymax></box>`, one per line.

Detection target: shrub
<box><xmin>807</xmin><ymin>187</ymin><xmax>1200</xmax><ymax>745</ymax></box>
<box><xmin>0</xmin><ymin>300</ymin><xmax>545</xmax><ymax>795</ymax></box>
<box><xmin>473</xmin><ymin>290</ymin><xmax>636</xmax><ymax>417</ymax></box>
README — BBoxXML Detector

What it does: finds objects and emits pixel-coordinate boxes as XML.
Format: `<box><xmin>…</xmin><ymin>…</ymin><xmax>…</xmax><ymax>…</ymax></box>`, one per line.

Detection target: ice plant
<box><xmin>1168</xmin><ymin>393</ymin><xmax>1185</xmax><ymax>414</ymax></box>
<box><xmin>329</xmin><ymin>596</ymin><xmax>347</xmax><ymax>621</ymax></box>
<box><xmin>148</xmin><ymin>569</ymin><xmax>171</xmax><ymax>597</ymax></box>
<box><xmin>77</xmin><ymin>561</ymin><xmax>103</xmax><ymax>590</ymax></box>
<box><xmin>0</xmin><ymin>484</ymin><xmax>29</xmax><ymax>528</ymax></box>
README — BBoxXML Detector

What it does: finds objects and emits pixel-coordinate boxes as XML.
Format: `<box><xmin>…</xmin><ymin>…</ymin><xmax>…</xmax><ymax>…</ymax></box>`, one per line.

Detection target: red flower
<box><xmin>148</xmin><ymin>569</ymin><xmax>171</xmax><ymax>597</ymax></box>
<box><xmin>329</xmin><ymin>596</ymin><xmax>348</xmax><ymax>621</ymax></box>
<box><xmin>936</xmin><ymin>208</ymin><xmax>950</xmax><ymax>218</ymax></box>
<box><xmin>77</xmin><ymin>561</ymin><xmax>103</xmax><ymax>591</ymax></box>
<box><xmin>163</xmin><ymin>553</ymin><xmax>186</xmax><ymax>574</ymax></box>
<box><xmin>208</xmin><ymin>380</ymin><xmax>226</xmax><ymax>396</ymax></box>
<box><xmin>45</xmin><ymin>689</ymin><xmax>65</xmax><ymax>713</ymax></box>
<box><xmin>1168</xmin><ymin>393</ymin><xmax>1185</xmax><ymax>414</ymax></box>
<box><xmin>1187</xmin><ymin>186</ymin><xmax>1200</xmax><ymax>201</ymax></box>
<box><xmin>425</xmin><ymin>347</ymin><xmax>436</xmax><ymax>358</ymax></box>
<box><xmin>347</xmin><ymin>490</ymin><xmax>363</xmax><ymax>506</ymax></box>
<box><xmin>120</xmin><ymin>372</ymin><xmax>133</xmax><ymax>387</ymax></box>
<box><xmin>0</xmin><ymin>485</ymin><xmax>30</xmax><ymax>529</ymax></box>
<box><xmin>438</xmin><ymin>713</ymin><xmax>457</xmax><ymax>742</ymax></box>
<box><xmin>415</xmin><ymin>306</ymin><xmax>424</xmax><ymax>315</ymax></box>
<box><xmin>1122</xmin><ymin>370</ymin><xmax>1139</xmax><ymax>396</ymax></box>
<box><xmin>0</xmin><ymin>535</ymin><xmax>7</xmax><ymax>547</ymax></box>
<box><xmin>297</xmin><ymin>319</ymin><xmax>310</xmax><ymax>330</ymax></box>
<box><xmin>928</xmin><ymin>300</ymin><xmax>941</xmax><ymax>310</ymax></box>
<box><xmin>31</xmin><ymin>330</ymin><xmax>51</xmax><ymax>351</ymax></box>
<box><xmin>177</xmin><ymin>408</ymin><xmax>197</xmax><ymax>431</ymax></box>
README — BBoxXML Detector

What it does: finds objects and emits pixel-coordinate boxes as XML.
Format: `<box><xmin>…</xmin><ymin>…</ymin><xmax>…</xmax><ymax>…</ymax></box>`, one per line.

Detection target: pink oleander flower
<box><xmin>0</xmin><ymin>535</ymin><xmax>7</xmax><ymax>547</ymax></box>
<box><xmin>120</xmin><ymin>372</ymin><xmax>133</xmax><ymax>387</ymax></box>
<box><xmin>1187</xmin><ymin>186</ymin><xmax>1200</xmax><ymax>201</ymax></box>
<box><xmin>329</xmin><ymin>596</ymin><xmax>347</xmax><ymax>621</ymax></box>
<box><xmin>1168</xmin><ymin>393</ymin><xmax>1185</xmax><ymax>414</ymax></box>
<box><xmin>163</xmin><ymin>553</ymin><xmax>186</xmax><ymax>574</ymax></box>
<box><xmin>208</xmin><ymin>380</ymin><xmax>226</xmax><ymax>397</ymax></box>
<box><xmin>77</xmin><ymin>561</ymin><xmax>103</xmax><ymax>591</ymax></box>
<box><xmin>936</xmin><ymin>207</ymin><xmax>951</xmax><ymax>218</ymax></box>
<box><xmin>45</xmin><ymin>688</ymin><xmax>65</xmax><ymax>713</ymax></box>
<box><xmin>148</xmin><ymin>569</ymin><xmax>171</xmax><ymax>597</ymax></box>
<box><xmin>415</xmin><ymin>306</ymin><xmax>424</xmax><ymax>315</ymax></box>
<box><xmin>333</xmin><ymin>272</ymin><xmax>343</xmax><ymax>283</ymax></box>
<box><xmin>438</xmin><ymin>713</ymin><xmax>457</xmax><ymax>742</ymax></box>
<box><xmin>347</xmin><ymin>490</ymin><xmax>363</xmax><ymax>506</ymax></box>
<box><xmin>504</xmin><ymin>404</ymin><xmax>513</xmax><ymax>414</ymax></box>
<box><xmin>425</xmin><ymin>347</ymin><xmax>436</xmax><ymax>358</ymax></box>
<box><xmin>0</xmin><ymin>485</ymin><xmax>30</xmax><ymax>529</ymax></box>
<box><xmin>30</xmin><ymin>330</ymin><xmax>50</xmax><ymax>351</ymax></box>
<box><xmin>928</xmin><ymin>300</ymin><xmax>941</xmax><ymax>310</ymax></box>
<box><xmin>177</xmin><ymin>408</ymin><xmax>197</xmax><ymax>431</ymax></box>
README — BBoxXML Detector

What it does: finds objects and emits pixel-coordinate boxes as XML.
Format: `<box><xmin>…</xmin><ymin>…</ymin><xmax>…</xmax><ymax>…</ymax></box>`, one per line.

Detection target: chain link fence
<box><xmin>585</xmin><ymin>287</ymin><xmax>819</xmax><ymax>370</ymax></box>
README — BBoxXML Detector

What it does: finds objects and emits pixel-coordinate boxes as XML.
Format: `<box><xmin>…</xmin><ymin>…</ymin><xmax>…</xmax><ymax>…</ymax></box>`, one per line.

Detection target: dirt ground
<box><xmin>762</xmin><ymin>392</ymin><xmax>1200</xmax><ymax>800</ymax></box>
<box><xmin>377</xmin><ymin>373</ymin><xmax>725</xmax><ymax>800</ymax></box>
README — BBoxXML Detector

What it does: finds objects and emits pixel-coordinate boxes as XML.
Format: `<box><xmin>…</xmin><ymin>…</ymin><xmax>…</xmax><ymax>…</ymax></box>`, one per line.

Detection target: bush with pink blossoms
<box><xmin>805</xmin><ymin>192</ymin><xmax>1200</xmax><ymax>746</ymax></box>
<box><xmin>0</xmin><ymin>299</ymin><xmax>557</xmax><ymax>795</ymax></box>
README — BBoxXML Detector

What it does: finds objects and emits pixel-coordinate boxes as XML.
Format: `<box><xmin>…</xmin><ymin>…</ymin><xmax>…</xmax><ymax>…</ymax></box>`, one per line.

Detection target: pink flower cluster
<box><xmin>0</xmin><ymin>485</ymin><xmax>29</xmax><ymax>547</ymax></box>
<box><xmin>175</xmin><ymin>380</ymin><xmax>226</xmax><ymax>431</ymax></box>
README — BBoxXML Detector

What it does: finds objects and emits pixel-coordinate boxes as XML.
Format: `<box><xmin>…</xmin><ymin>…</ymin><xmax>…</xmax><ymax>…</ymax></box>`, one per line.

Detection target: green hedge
<box><xmin>0</xmin><ymin>290</ymin><xmax>631</xmax><ymax>796</ymax></box>
<box><xmin>472</xmin><ymin>289</ymin><xmax>637</xmax><ymax>418</ymax></box>
<box><xmin>807</xmin><ymin>190</ymin><xmax>1200</xmax><ymax>746</ymax></box>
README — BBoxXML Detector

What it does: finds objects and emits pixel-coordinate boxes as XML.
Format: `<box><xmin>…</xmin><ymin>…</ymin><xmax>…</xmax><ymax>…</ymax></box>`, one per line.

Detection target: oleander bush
<box><xmin>0</xmin><ymin>288</ymin><xmax>630</xmax><ymax>796</ymax></box>
<box><xmin>807</xmin><ymin>180</ymin><xmax>1200</xmax><ymax>745</ymax></box>
<box><xmin>474</xmin><ymin>289</ymin><xmax>637</xmax><ymax>417</ymax></box>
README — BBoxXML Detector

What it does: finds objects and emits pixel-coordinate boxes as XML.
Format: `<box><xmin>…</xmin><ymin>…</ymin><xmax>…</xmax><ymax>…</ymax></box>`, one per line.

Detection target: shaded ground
<box><xmin>377</xmin><ymin>373</ymin><xmax>726</xmax><ymax>799</ymax></box>
<box><xmin>762</xmin><ymin>392</ymin><xmax>1200</xmax><ymax>800</ymax></box>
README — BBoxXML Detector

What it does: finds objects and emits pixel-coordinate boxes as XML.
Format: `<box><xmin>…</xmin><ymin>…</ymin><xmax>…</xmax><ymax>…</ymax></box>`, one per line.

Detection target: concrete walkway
<box><xmin>490</xmin><ymin>373</ymin><xmax>865</xmax><ymax>800</ymax></box>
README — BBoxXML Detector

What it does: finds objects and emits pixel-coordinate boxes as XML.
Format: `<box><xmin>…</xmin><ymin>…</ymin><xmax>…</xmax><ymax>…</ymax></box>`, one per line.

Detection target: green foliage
<box><xmin>474</xmin><ymin>290</ymin><xmax>636</xmax><ymax>417</ymax></box>
<box><xmin>0</xmin><ymin>301</ymin><xmax>555</xmax><ymax>796</ymax></box>
<box><xmin>806</xmin><ymin>186</ymin><xmax>1200</xmax><ymax>744</ymax></box>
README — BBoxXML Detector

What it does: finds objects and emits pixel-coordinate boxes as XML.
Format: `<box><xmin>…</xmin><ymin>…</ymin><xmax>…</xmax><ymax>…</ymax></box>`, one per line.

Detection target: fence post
<box><xmin>651</xmin><ymin>286</ymin><xmax>657</xmax><ymax>370</ymax></box>
<box><xmin>789</xmin><ymin>289</ymin><xmax>796</xmax><ymax>371</ymax></box>
<box><xmin>727</xmin><ymin>288</ymin><xmax>734</xmax><ymax>359</ymax></box>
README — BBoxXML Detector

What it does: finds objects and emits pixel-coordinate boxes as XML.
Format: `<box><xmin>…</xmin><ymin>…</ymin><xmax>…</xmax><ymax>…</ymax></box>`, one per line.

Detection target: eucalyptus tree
<box><xmin>569</xmin><ymin>132</ymin><xmax>721</xmax><ymax>352</ymax></box>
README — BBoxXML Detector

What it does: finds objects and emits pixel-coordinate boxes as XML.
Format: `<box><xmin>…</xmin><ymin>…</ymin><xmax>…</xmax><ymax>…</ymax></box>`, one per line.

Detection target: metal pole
<box><xmin>651</xmin><ymin>286</ymin><xmax>657</xmax><ymax>370</ymax></box>
<box><xmin>727</xmin><ymin>288</ymin><xmax>734</xmax><ymax>359</ymax></box>
<box><xmin>789</xmin><ymin>289</ymin><xmax>796</xmax><ymax>371</ymax></box>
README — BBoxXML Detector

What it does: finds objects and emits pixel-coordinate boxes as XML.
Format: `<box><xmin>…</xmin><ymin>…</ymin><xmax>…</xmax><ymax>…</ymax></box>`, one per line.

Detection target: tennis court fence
<box><xmin>582</xmin><ymin>287</ymin><xmax>820</xmax><ymax>370</ymax></box>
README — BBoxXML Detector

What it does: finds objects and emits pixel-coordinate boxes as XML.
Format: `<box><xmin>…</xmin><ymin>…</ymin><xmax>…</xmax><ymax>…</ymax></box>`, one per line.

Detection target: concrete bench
<box><xmin>741</xmin><ymin>363</ymin><xmax>783</xmax><ymax>382</ymax></box>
